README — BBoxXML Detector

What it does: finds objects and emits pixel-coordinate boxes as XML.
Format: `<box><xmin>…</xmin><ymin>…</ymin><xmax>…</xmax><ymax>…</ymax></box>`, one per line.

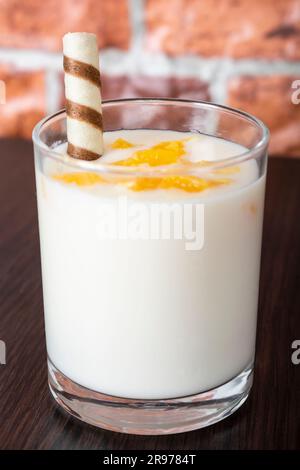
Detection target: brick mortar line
<box><xmin>0</xmin><ymin>48</ymin><xmax>61</xmax><ymax>70</ymax></box>
<box><xmin>1</xmin><ymin>47</ymin><xmax>300</xmax><ymax>77</ymax></box>
<box><xmin>128</xmin><ymin>0</ymin><xmax>145</xmax><ymax>56</ymax></box>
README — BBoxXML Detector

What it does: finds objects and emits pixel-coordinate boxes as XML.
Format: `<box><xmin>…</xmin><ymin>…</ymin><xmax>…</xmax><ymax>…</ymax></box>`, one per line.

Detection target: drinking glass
<box><xmin>33</xmin><ymin>99</ymin><xmax>269</xmax><ymax>434</ymax></box>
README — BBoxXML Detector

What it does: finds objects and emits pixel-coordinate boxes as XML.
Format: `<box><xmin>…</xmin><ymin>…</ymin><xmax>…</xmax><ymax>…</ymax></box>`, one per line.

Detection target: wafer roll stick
<box><xmin>63</xmin><ymin>32</ymin><xmax>104</xmax><ymax>160</ymax></box>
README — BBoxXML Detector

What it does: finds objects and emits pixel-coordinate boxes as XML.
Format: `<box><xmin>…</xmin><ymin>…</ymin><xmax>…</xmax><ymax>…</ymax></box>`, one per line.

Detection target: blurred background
<box><xmin>0</xmin><ymin>0</ymin><xmax>299</xmax><ymax>156</ymax></box>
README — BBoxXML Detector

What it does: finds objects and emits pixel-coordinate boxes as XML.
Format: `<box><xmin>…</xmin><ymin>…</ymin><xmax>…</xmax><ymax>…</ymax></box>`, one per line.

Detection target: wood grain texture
<box><xmin>0</xmin><ymin>139</ymin><xmax>299</xmax><ymax>450</ymax></box>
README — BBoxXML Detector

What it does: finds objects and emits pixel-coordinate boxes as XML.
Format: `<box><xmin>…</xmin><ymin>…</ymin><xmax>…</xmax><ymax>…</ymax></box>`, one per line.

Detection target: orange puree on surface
<box><xmin>111</xmin><ymin>138</ymin><xmax>134</xmax><ymax>149</ymax></box>
<box><xmin>114</xmin><ymin>140</ymin><xmax>186</xmax><ymax>166</ymax></box>
<box><xmin>53</xmin><ymin>139</ymin><xmax>236</xmax><ymax>192</ymax></box>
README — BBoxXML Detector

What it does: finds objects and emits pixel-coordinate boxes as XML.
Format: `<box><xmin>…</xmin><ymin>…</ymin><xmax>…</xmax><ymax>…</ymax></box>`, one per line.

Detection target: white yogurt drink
<box><xmin>35</xmin><ymin>129</ymin><xmax>265</xmax><ymax>400</ymax></box>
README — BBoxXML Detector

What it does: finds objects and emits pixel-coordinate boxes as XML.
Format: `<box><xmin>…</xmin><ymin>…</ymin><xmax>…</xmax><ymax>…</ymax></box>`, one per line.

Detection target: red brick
<box><xmin>146</xmin><ymin>0</ymin><xmax>300</xmax><ymax>60</ymax></box>
<box><xmin>227</xmin><ymin>75</ymin><xmax>300</xmax><ymax>156</ymax></box>
<box><xmin>0</xmin><ymin>0</ymin><xmax>130</xmax><ymax>51</ymax></box>
<box><xmin>59</xmin><ymin>74</ymin><xmax>210</xmax><ymax>131</ymax></box>
<box><xmin>0</xmin><ymin>66</ymin><xmax>46</xmax><ymax>139</ymax></box>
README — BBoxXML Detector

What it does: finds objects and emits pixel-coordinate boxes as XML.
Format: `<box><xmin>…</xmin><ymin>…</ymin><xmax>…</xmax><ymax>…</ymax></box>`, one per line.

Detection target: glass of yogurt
<box><xmin>33</xmin><ymin>99</ymin><xmax>269</xmax><ymax>434</ymax></box>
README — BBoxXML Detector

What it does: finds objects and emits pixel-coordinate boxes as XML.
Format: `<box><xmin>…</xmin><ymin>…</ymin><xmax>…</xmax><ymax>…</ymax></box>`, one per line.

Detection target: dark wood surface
<box><xmin>0</xmin><ymin>138</ymin><xmax>299</xmax><ymax>450</ymax></box>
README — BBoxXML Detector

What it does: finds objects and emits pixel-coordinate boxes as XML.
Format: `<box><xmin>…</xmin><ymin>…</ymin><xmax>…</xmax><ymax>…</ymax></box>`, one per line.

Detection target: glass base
<box><xmin>48</xmin><ymin>359</ymin><xmax>253</xmax><ymax>435</ymax></box>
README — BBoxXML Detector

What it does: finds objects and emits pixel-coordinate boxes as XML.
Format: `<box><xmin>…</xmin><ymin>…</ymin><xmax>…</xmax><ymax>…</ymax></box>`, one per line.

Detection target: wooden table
<box><xmin>0</xmin><ymin>138</ymin><xmax>299</xmax><ymax>450</ymax></box>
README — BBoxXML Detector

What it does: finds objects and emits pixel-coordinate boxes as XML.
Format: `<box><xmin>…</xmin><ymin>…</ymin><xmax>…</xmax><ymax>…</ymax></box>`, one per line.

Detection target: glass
<box><xmin>33</xmin><ymin>99</ymin><xmax>269</xmax><ymax>435</ymax></box>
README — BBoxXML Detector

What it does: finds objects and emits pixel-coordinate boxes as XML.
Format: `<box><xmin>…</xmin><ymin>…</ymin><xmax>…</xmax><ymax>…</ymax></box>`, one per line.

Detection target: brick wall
<box><xmin>0</xmin><ymin>0</ymin><xmax>300</xmax><ymax>156</ymax></box>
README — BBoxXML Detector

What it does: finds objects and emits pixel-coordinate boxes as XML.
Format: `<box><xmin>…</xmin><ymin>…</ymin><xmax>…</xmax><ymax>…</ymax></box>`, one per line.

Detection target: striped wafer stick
<box><xmin>63</xmin><ymin>32</ymin><xmax>104</xmax><ymax>160</ymax></box>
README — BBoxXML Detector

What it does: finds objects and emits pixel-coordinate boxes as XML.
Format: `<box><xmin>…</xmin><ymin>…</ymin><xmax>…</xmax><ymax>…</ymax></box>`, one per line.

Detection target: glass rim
<box><xmin>32</xmin><ymin>98</ymin><xmax>269</xmax><ymax>177</ymax></box>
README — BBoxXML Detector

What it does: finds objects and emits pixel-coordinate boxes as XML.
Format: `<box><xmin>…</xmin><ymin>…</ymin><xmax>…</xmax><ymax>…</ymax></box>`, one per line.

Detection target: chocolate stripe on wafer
<box><xmin>63</xmin><ymin>56</ymin><xmax>101</xmax><ymax>88</ymax></box>
<box><xmin>66</xmin><ymin>100</ymin><xmax>103</xmax><ymax>131</ymax></box>
<box><xmin>67</xmin><ymin>143</ymin><xmax>101</xmax><ymax>161</ymax></box>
